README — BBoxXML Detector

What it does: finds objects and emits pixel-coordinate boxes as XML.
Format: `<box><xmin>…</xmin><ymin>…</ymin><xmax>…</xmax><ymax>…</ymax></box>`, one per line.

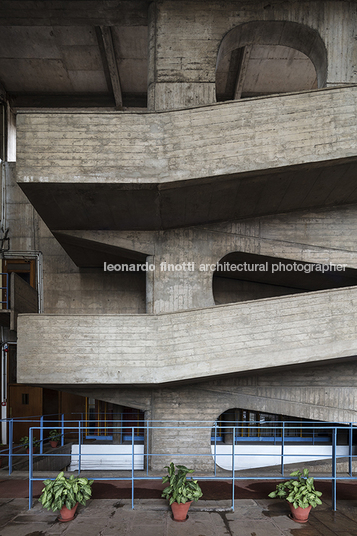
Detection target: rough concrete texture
<box><xmin>16</xmin><ymin>86</ymin><xmax>357</xmax><ymax>230</ymax></box>
<box><xmin>17</xmin><ymin>284</ymin><xmax>357</xmax><ymax>385</ymax></box>
<box><xmin>7</xmin><ymin>0</ymin><xmax>357</xmax><ymax>478</ymax></box>
<box><xmin>17</xmin><ymin>87</ymin><xmax>357</xmax><ymax>185</ymax></box>
<box><xmin>56</xmin><ymin>202</ymin><xmax>357</xmax><ymax>313</ymax></box>
<box><xmin>15</xmin><ymin>85</ymin><xmax>357</xmax><ymax>208</ymax></box>
<box><xmin>63</xmin><ymin>358</ymin><xmax>357</xmax><ymax>471</ymax></box>
<box><xmin>2</xmin><ymin>163</ymin><xmax>146</xmax><ymax>315</ymax></box>
<box><xmin>148</xmin><ymin>1</ymin><xmax>357</xmax><ymax>110</ymax></box>
<box><xmin>1</xmin><ymin>497</ymin><xmax>357</xmax><ymax>536</ymax></box>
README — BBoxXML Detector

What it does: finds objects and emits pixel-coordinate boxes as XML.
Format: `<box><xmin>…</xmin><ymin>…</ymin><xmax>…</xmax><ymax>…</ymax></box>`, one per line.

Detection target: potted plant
<box><xmin>268</xmin><ymin>469</ymin><xmax>322</xmax><ymax>523</ymax></box>
<box><xmin>39</xmin><ymin>471</ymin><xmax>94</xmax><ymax>522</ymax></box>
<box><xmin>48</xmin><ymin>429</ymin><xmax>61</xmax><ymax>448</ymax></box>
<box><xmin>162</xmin><ymin>462</ymin><xmax>203</xmax><ymax>522</ymax></box>
<box><xmin>19</xmin><ymin>436</ymin><xmax>40</xmax><ymax>454</ymax></box>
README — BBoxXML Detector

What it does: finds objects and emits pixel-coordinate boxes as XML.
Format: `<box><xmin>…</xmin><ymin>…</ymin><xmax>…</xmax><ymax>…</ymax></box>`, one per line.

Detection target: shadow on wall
<box><xmin>216</xmin><ymin>21</ymin><xmax>327</xmax><ymax>101</ymax></box>
<box><xmin>212</xmin><ymin>251</ymin><xmax>357</xmax><ymax>305</ymax></box>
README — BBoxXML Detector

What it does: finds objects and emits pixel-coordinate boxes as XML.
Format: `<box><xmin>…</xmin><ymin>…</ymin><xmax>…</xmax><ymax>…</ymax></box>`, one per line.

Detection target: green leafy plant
<box><xmin>39</xmin><ymin>472</ymin><xmax>94</xmax><ymax>512</ymax></box>
<box><xmin>161</xmin><ymin>462</ymin><xmax>203</xmax><ymax>505</ymax></box>
<box><xmin>268</xmin><ymin>469</ymin><xmax>323</xmax><ymax>509</ymax></box>
<box><xmin>19</xmin><ymin>436</ymin><xmax>40</xmax><ymax>449</ymax></box>
<box><xmin>48</xmin><ymin>429</ymin><xmax>61</xmax><ymax>441</ymax></box>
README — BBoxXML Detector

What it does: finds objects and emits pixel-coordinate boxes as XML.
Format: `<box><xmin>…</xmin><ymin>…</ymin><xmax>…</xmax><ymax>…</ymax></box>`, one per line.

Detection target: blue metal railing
<box><xmin>0</xmin><ymin>418</ymin><xmax>356</xmax><ymax>512</ymax></box>
<box><xmin>22</xmin><ymin>420</ymin><xmax>357</xmax><ymax>512</ymax></box>
<box><xmin>0</xmin><ymin>412</ymin><xmax>148</xmax><ymax>474</ymax></box>
<box><xmin>1</xmin><ymin>413</ymin><xmax>80</xmax><ymax>472</ymax></box>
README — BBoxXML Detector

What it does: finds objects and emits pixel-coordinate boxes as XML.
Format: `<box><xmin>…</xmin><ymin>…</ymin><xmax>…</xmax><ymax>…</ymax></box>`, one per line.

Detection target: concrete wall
<box><xmin>60</xmin><ymin>202</ymin><xmax>357</xmax><ymax>313</ymax></box>
<box><xmin>148</xmin><ymin>0</ymin><xmax>357</xmax><ymax>110</ymax></box>
<box><xmin>16</xmin><ymin>86</ymin><xmax>357</xmax><ymax>186</ymax></box>
<box><xmin>10</xmin><ymin>272</ymin><xmax>38</xmax><ymax>330</ymax></box>
<box><xmin>17</xmin><ymin>284</ymin><xmax>357</xmax><ymax>385</ymax></box>
<box><xmin>213</xmin><ymin>277</ymin><xmax>304</xmax><ymax>305</ymax></box>
<box><xmin>8</xmin><ymin>0</ymin><xmax>357</xmax><ymax>470</ymax></box>
<box><xmin>69</xmin><ymin>358</ymin><xmax>357</xmax><ymax>471</ymax></box>
<box><xmin>3</xmin><ymin>163</ymin><xmax>146</xmax><ymax>315</ymax></box>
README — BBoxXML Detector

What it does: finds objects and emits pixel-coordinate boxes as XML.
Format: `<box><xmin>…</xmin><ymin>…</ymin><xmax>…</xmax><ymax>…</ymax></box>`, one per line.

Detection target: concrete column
<box><xmin>147</xmin><ymin>1</ymin><xmax>157</xmax><ymax>111</ymax></box>
<box><xmin>147</xmin><ymin>1</ymin><xmax>216</xmax><ymax>111</ymax></box>
<box><xmin>112</xmin><ymin>404</ymin><xmax>123</xmax><ymax>445</ymax></box>
<box><xmin>146</xmin><ymin>255</ymin><xmax>155</xmax><ymax>313</ymax></box>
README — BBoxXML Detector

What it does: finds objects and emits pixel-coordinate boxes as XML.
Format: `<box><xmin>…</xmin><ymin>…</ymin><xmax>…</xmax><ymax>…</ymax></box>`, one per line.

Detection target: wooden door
<box><xmin>8</xmin><ymin>384</ymin><xmax>43</xmax><ymax>443</ymax></box>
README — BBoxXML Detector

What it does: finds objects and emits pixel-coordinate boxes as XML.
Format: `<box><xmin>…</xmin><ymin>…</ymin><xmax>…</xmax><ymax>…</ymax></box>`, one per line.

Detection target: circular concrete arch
<box><xmin>216</xmin><ymin>20</ymin><xmax>327</xmax><ymax>91</ymax></box>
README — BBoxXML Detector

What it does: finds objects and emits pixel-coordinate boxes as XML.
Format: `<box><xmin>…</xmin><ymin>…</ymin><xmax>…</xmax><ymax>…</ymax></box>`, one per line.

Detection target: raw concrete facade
<box><xmin>1</xmin><ymin>0</ymin><xmax>357</xmax><ymax>467</ymax></box>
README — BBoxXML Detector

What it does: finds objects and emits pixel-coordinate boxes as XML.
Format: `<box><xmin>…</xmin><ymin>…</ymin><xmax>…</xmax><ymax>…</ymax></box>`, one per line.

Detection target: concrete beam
<box><xmin>234</xmin><ymin>45</ymin><xmax>252</xmax><ymax>100</ymax></box>
<box><xmin>10</xmin><ymin>94</ymin><xmax>116</xmax><ymax>110</ymax></box>
<box><xmin>98</xmin><ymin>26</ymin><xmax>123</xmax><ymax>110</ymax></box>
<box><xmin>0</xmin><ymin>1</ymin><xmax>150</xmax><ymax>26</ymax></box>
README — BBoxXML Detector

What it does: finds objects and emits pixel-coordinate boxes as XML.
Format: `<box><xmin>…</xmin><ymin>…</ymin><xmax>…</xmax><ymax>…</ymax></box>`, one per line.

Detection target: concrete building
<box><xmin>0</xmin><ymin>0</ymin><xmax>357</xmax><ymax>469</ymax></box>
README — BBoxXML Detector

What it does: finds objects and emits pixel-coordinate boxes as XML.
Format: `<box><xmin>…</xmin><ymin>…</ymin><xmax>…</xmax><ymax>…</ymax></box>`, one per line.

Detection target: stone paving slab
<box><xmin>1</xmin><ymin>498</ymin><xmax>357</xmax><ymax>536</ymax></box>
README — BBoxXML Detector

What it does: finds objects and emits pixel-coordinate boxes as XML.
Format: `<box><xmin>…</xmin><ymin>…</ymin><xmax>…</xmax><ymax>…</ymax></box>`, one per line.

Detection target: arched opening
<box><xmin>216</xmin><ymin>21</ymin><xmax>327</xmax><ymax>102</ymax></box>
<box><xmin>213</xmin><ymin>251</ymin><xmax>357</xmax><ymax>306</ymax></box>
<box><xmin>211</xmin><ymin>408</ymin><xmax>351</xmax><ymax>471</ymax></box>
<box><xmin>213</xmin><ymin>408</ymin><xmax>334</xmax><ymax>445</ymax></box>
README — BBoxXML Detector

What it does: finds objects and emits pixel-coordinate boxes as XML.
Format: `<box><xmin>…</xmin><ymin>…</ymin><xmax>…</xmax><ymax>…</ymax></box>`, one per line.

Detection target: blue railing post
<box><xmin>214</xmin><ymin>422</ymin><xmax>217</xmax><ymax>477</ymax></box>
<box><xmin>281</xmin><ymin>422</ymin><xmax>285</xmax><ymax>476</ymax></box>
<box><xmin>146</xmin><ymin>420</ymin><xmax>149</xmax><ymax>476</ymax></box>
<box><xmin>132</xmin><ymin>426</ymin><xmax>135</xmax><ymax>510</ymax></box>
<box><xmin>232</xmin><ymin>426</ymin><xmax>235</xmax><ymax>512</ymax></box>
<box><xmin>8</xmin><ymin>418</ymin><xmax>13</xmax><ymax>475</ymax></box>
<box><xmin>40</xmin><ymin>416</ymin><xmax>44</xmax><ymax>454</ymax></box>
<box><xmin>332</xmin><ymin>427</ymin><xmax>337</xmax><ymax>511</ymax></box>
<box><xmin>61</xmin><ymin>414</ymin><xmax>64</xmax><ymax>446</ymax></box>
<box><xmin>29</xmin><ymin>427</ymin><xmax>33</xmax><ymax>510</ymax></box>
<box><xmin>349</xmin><ymin>423</ymin><xmax>353</xmax><ymax>477</ymax></box>
<box><xmin>78</xmin><ymin>421</ymin><xmax>81</xmax><ymax>475</ymax></box>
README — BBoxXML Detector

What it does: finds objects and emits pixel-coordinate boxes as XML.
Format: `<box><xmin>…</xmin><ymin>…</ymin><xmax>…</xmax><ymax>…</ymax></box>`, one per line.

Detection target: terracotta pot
<box><xmin>171</xmin><ymin>501</ymin><xmax>192</xmax><ymax>522</ymax></box>
<box><xmin>289</xmin><ymin>503</ymin><xmax>312</xmax><ymax>523</ymax></box>
<box><xmin>26</xmin><ymin>448</ymin><xmax>35</xmax><ymax>454</ymax></box>
<box><xmin>58</xmin><ymin>503</ymin><xmax>78</xmax><ymax>522</ymax></box>
<box><xmin>50</xmin><ymin>440</ymin><xmax>59</xmax><ymax>448</ymax></box>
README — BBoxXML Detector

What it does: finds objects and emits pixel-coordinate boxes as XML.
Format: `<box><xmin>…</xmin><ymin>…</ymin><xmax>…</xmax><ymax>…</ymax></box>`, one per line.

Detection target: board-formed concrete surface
<box><xmin>16</xmin><ymin>86</ymin><xmax>357</xmax><ymax>230</ymax></box>
<box><xmin>17</xmin><ymin>285</ymin><xmax>357</xmax><ymax>386</ymax></box>
<box><xmin>17</xmin><ymin>87</ymin><xmax>357</xmax><ymax>185</ymax></box>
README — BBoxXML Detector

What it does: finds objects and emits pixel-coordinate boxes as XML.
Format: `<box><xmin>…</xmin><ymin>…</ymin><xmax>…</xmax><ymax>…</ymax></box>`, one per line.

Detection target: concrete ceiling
<box><xmin>53</xmin><ymin>232</ymin><xmax>148</xmax><ymax>267</ymax></box>
<box><xmin>18</xmin><ymin>156</ymin><xmax>357</xmax><ymax>230</ymax></box>
<box><xmin>214</xmin><ymin>251</ymin><xmax>357</xmax><ymax>291</ymax></box>
<box><xmin>0</xmin><ymin>1</ymin><xmax>320</xmax><ymax>110</ymax></box>
<box><xmin>0</xmin><ymin>1</ymin><xmax>150</xmax><ymax>109</ymax></box>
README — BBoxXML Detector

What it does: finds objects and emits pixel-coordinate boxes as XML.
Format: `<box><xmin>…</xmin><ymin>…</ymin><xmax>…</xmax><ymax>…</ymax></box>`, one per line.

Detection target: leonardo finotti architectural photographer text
<box><xmin>103</xmin><ymin>261</ymin><xmax>347</xmax><ymax>273</ymax></box>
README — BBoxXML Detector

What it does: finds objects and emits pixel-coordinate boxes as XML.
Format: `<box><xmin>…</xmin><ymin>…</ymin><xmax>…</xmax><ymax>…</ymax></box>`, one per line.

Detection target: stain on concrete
<box><xmin>214</xmin><ymin>511</ymin><xmax>233</xmax><ymax>535</ymax></box>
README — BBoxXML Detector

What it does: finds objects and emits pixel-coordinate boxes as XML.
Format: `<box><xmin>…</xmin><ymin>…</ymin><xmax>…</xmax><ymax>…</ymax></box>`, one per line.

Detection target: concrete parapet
<box><xmin>16</xmin><ymin>86</ymin><xmax>357</xmax><ymax>230</ymax></box>
<box><xmin>17</xmin><ymin>285</ymin><xmax>357</xmax><ymax>386</ymax></box>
